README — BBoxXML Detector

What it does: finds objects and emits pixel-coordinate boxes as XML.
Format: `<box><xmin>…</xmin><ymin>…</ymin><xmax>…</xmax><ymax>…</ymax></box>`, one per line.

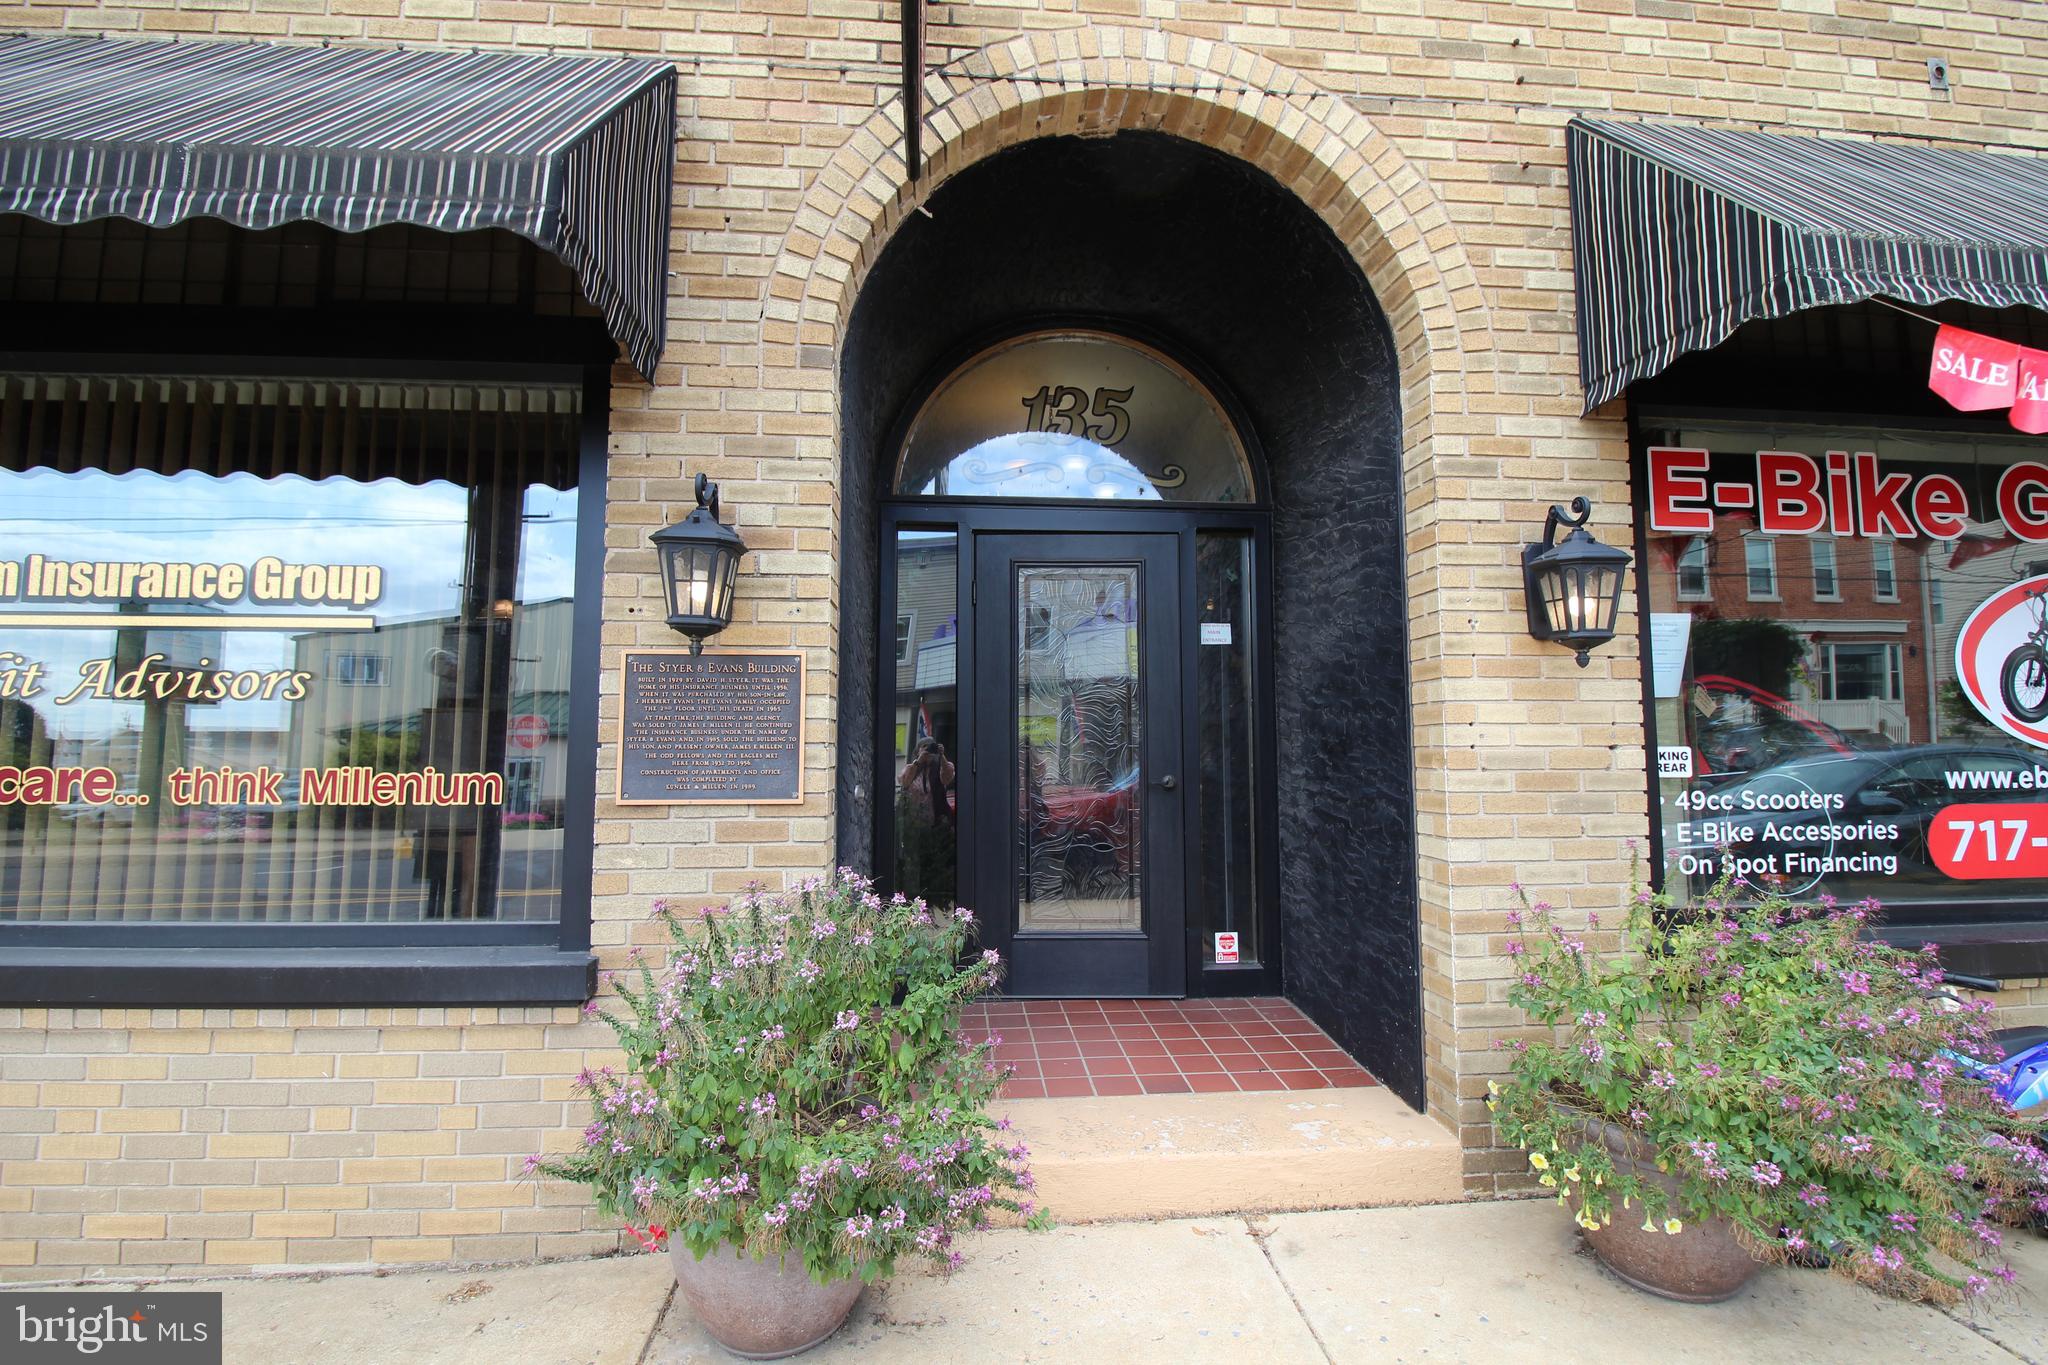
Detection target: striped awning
<box><xmin>0</xmin><ymin>34</ymin><xmax>677</xmax><ymax>379</ymax></box>
<box><xmin>1568</xmin><ymin>117</ymin><xmax>2048</xmax><ymax>413</ymax></box>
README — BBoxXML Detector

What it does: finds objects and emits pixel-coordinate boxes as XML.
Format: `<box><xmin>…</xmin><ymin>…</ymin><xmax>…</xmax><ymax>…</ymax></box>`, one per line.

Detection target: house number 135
<box><xmin>1020</xmin><ymin>385</ymin><xmax>1133</xmax><ymax>446</ymax></box>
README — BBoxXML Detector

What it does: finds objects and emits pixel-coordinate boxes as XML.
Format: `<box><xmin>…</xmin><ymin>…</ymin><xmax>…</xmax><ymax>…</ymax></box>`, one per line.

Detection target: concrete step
<box><xmin>1001</xmin><ymin>1086</ymin><xmax>1462</xmax><ymax>1223</ymax></box>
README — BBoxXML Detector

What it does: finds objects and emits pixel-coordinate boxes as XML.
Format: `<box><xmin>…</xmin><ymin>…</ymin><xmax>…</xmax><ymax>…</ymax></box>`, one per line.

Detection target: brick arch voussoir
<box><xmin>771</xmin><ymin>28</ymin><xmax>1485</xmax><ymax>413</ymax></box>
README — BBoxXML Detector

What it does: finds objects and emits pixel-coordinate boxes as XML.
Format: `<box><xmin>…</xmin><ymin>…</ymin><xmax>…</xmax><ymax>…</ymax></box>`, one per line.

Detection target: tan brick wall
<box><xmin>1991</xmin><ymin>979</ymin><xmax>2048</xmax><ymax>1029</ymax></box>
<box><xmin>0</xmin><ymin>0</ymin><xmax>2043</xmax><ymax>1272</ymax></box>
<box><xmin>0</xmin><ymin>1008</ymin><xmax>623</xmax><ymax>1279</ymax></box>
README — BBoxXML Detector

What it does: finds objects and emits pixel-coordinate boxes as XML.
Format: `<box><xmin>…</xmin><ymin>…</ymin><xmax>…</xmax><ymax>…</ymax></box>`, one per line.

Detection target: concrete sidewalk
<box><xmin>84</xmin><ymin>1200</ymin><xmax>2048</xmax><ymax>1364</ymax></box>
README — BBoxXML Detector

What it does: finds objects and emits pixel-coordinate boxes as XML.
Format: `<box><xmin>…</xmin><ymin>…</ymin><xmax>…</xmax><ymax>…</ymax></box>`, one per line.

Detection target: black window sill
<box><xmin>1875</xmin><ymin>923</ymin><xmax>2048</xmax><ymax>983</ymax></box>
<box><xmin>0</xmin><ymin>946</ymin><xmax>597</xmax><ymax>1007</ymax></box>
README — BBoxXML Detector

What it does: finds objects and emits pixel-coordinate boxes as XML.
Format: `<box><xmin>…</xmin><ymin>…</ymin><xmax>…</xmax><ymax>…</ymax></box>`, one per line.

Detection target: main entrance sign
<box><xmin>895</xmin><ymin>331</ymin><xmax>1253</xmax><ymax>504</ymax></box>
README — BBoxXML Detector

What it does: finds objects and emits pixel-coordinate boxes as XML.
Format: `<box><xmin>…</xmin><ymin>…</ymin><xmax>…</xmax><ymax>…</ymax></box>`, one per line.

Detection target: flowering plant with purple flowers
<box><xmin>1490</xmin><ymin>858</ymin><xmax>2046</xmax><ymax>1303</ymax></box>
<box><xmin>530</xmin><ymin>869</ymin><xmax>1042</xmax><ymax>1284</ymax></box>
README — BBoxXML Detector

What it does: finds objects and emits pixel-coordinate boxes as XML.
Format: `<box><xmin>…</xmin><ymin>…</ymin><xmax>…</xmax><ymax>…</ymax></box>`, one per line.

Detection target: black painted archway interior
<box><xmin>837</xmin><ymin>131</ymin><xmax>1425</xmax><ymax>1109</ymax></box>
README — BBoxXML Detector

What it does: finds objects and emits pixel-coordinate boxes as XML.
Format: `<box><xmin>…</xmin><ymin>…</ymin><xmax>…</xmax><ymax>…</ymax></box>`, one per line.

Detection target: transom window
<box><xmin>895</xmin><ymin>331</ymin><xmax>1254</xmax><ymax>503</ymax></box>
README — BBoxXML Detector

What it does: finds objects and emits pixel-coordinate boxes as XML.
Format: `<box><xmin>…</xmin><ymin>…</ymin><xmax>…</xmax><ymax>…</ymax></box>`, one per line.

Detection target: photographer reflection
<box><xmin>896</xmin><ymin>737</ymin><xmax>956</xmax><ymax>906</ymax></box>
<box><xmin>899</xmin><ymin>738</ymin><xmax>956</xmax><ymax>825</ymax></box>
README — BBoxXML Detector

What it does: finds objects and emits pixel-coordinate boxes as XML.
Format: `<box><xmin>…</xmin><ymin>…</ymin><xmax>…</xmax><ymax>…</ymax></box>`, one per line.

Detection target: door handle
<box><xmin>1152</xmin><ymin>774</ymin><xmax>1177</xmax><ymax>790</ymax></box>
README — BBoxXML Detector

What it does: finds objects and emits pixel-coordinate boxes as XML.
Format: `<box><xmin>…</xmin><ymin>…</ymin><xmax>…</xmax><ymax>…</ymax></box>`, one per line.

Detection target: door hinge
<box><xmin>970</xmin><ymin>575</ymin><xmax>976</xmax><ymax>606</ymax></box>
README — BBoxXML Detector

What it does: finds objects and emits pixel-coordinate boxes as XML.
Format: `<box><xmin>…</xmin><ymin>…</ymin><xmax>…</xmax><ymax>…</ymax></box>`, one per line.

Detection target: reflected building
<box><xmin>1652</xmin><ymin>514</ymin><xmax>1933</xmax><ymax>749</ymax></box>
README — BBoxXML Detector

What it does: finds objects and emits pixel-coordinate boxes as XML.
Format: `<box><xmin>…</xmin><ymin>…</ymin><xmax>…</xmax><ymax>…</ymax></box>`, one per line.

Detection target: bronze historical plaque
<box><xmin>617</xmin><ymin>649</ymin><xmax>805</xmax><ymax>804</ymax></box>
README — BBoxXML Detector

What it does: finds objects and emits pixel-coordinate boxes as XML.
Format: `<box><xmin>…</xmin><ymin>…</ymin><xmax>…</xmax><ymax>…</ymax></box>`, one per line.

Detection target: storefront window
<box><xmin>1640</xmin><ymin>419</ymin><xmax>2048</xmax><ymax>921</ymax></box>
<box><xmin>0</xmin><ymin>373</ymin><xmax>581</xmax><ymax>924</ymax></box>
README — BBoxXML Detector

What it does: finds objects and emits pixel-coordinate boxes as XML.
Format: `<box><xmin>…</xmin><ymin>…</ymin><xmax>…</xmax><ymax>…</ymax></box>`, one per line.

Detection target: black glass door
<box><xmin>877</xmin><ymin>504</ymin><xmax>1279</xmax><ymax>998</ymax></box>
<box><xmin>973</xmin><ymin>532</ymin><xmax>1186</xmax><ymax>996</ymax></box>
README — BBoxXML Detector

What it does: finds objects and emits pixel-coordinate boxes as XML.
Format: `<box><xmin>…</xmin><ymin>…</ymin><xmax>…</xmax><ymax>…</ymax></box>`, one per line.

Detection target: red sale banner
<box><xmin>2014</xmin><ymin>348</ymin><xmax>2048</xmax><ymax>435</ymax></box>
<box><xmin>1929</xmin><ymin>324</ymin><xmax>2021</xmax><ymax>411</ymax></box>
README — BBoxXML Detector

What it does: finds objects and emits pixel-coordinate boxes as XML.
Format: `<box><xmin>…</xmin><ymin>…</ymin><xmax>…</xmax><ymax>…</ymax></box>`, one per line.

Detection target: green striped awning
<box><xmin>1568</xmin><ymin>117</ymin><xmax>2048</xmax><ymax>413</ymax></box>
<box><xmin>0</xmin><ymin>34</ymin><xmax>677</xmax><ymax>379</ymax></box>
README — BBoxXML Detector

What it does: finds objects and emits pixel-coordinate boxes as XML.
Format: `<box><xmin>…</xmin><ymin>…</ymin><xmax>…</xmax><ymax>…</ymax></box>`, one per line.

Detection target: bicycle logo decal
<box><xmin>1957</xmin><ymin>574</ymin><xmax>2048</xmax><ymax>748</ymax></box>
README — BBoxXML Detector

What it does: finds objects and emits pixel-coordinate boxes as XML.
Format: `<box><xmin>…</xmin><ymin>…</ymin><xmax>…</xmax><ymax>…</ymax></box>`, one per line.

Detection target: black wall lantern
<box><xmin>651</xmin><ymin>473</ymin><xmax>747</xmax><ymax>654</ymax></box>
<box><xmin>1523</xmin><ymin>497</ymin><xmax>1632</xmax><ymax>667</ymax></box>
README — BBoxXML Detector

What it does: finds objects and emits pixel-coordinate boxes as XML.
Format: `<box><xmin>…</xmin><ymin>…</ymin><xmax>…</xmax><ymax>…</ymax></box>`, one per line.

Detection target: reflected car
<box><xmin>1690</xmin><ymin>673</ymin><xmax>1863</xmax><ymax>786</ymax></box>
<box><xmin>215</xmin><ymin>775</ymin><xmax>303</xmax><ymax>837</ymax></box>
<box><xmin>54</xmin><ymin>797</ymin><xmax>133</xmax><ymax>825</ymax></box>
<box><xmin>1034</xmin><ymin>767</ymin><xmax>1140</xmax><ymax>874</ymax></box>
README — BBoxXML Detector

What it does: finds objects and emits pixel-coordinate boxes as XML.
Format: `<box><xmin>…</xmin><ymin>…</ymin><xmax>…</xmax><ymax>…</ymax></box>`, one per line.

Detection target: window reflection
<box><xmin>891</xmin><ymin>530</ymin><xmax>958</xmax><ymax>908</ymax></box>
<box><xmin>1643</xmin><ymin>420</ymin><xmax>2048</xmax><ymax>917</ymax></box>
<box><xmin>1014</xmin><ymin>564</ymin><xmax>1142</xmax><ymax>933</ymax></box>
<box><xmin>0</xmin><ymin>375</ymin><xmax>580</xmax><ymax>924</ymax></box>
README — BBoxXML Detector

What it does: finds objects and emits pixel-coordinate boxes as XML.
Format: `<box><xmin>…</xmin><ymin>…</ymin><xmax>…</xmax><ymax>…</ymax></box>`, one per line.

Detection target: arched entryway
<box><xmin>837</xmin><ymin>130</ymin><xmax>1426</xmax><ymax>1103</ymax></box>
<box><xmin>880</xmin><ymin>327</ymin><xmax>1272</xmax><ymax>998</ymax></box>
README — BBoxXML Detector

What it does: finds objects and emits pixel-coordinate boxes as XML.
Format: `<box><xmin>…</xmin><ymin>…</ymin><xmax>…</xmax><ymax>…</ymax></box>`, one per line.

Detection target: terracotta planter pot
<box><xmin>669</xmin><ymin>1241</ymin><xmax>865</xmax><ymax>1359</ymax></box>
<box><xmin>1567</xmin><ymin>1114</ymin><xmax>1760</xmax><ymax>1304</ymax></box>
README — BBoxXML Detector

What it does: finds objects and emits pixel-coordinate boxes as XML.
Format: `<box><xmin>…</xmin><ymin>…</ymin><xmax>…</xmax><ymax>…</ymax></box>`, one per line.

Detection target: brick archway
<box><xmin>765</xmin><ymin>28</ymin><xmax>1492</xmax><ymax>1128</ymax></box>
<box><xmin>766</xmin><ymin>27</ymin><xmax>1490</xmax><ymax>448</ymax></box>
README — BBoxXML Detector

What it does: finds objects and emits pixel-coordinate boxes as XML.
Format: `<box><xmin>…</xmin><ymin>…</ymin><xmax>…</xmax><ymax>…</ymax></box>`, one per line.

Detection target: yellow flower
<box><xmin>1564</xmin><ymin>1166</ymin><xmax>1582</xmax><ymax>1183</ymax></box>
<box><xmin>1641</xmin><ymin>1216</ymin><xmax>1656</xmax><ymax>1233</ymax></box>
<box><xmin>1593</xmin><ymin>1173</ymin><xmax>1603</xmax><ymax>1187</ymax></box>
<box><xmin>1485</xmin><ymin>1098</ymin><xmax>1498</xmax><ymax>1113</ymax></box>
<box><xmin>1663</xmin><ymin>1218</ymin><xmax>1683</xmax><ymax>1236</ymax></box>
<box><xmin>1539</xmin><ymin>1174</ymin><xmax>1557</xmax><ymax>1188</ymax></box>
<box><xmin>1528</xmin><ymin>1153</ymin><xmax>1550</xmax><ymax>1171</ymax></box>
<box><xmin>1576</xmin><ymin>1211</ymin><xmax>1600</xmax><ymax>1231</ymax></box>
<box><xmin>1487</xmin><ymin>1079</ymin><xmax>1500</xmax><ymax>1096</ymax></box>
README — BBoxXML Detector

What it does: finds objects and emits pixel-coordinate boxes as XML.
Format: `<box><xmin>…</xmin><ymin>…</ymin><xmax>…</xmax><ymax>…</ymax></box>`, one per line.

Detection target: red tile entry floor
<box><xmin>957</xmin><ymin>997</ymin><xmax>1379</xmax><ymax>1099</ymax></box>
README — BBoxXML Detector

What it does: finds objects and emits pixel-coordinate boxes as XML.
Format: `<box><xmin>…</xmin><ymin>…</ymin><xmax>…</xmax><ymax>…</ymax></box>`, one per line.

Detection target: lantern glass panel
<box><xmin>1542</xmin><ymin>570</ymin><xmax>1568</xmax><ymax>633</ymax></box>
<box><xmin>690</xmin><ymin>546</ymin><xmax>715</xmax><ymax>618</ymax></box>
<box><xmin>1570</xmin><ymin>567</ymin><xmax>1599</xmax><ymax>633</ymax></box>
<box><xmin>655</xmin><ymin>543</ymin><xmax>679</xmax><ymax>619</ymax></box>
